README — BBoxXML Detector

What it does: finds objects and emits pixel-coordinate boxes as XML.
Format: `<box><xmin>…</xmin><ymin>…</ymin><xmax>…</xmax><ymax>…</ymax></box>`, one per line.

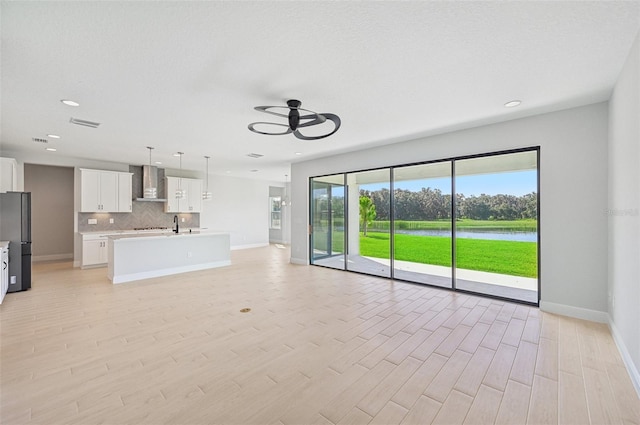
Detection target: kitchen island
<box><xmin>107</xmin><ymin>231</ymin><xmax>230</xmax><ymax>284</ymax></box>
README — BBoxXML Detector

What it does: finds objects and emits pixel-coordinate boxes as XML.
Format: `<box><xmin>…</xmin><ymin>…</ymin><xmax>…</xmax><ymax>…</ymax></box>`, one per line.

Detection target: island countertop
<box><xmin>107</xmin><ymin>231</ymin><xmax>230</xmax><ymax>284</ymax></box>
<box><xmin>106</xmin><ymin>230</ymin><xmax>227</xmax><ymax>241</ymax></box>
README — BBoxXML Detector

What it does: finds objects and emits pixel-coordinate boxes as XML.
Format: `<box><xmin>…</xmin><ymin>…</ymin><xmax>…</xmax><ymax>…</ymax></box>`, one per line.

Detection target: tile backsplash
<box><xmin>77</xmin><ymin>165</ymin><xmax>200</xmax><ymax>232</ymax></box>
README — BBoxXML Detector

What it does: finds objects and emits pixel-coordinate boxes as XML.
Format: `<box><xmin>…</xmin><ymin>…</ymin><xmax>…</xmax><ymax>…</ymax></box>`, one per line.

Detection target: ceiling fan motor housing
<box><xmin>287</xmin><ymin>99</ymin><xmax>301</xmax><ymax>130</ymax></box>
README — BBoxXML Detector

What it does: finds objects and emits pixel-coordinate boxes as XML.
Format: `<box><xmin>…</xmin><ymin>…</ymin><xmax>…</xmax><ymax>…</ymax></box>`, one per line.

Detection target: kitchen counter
<box><xmin>0</xmin><ymin>241</ymin><xmax>9</xmax><ymax>249</ymax></box>
<box><xmin>107</xmin><ymin>231</ymin><xmax>230</xmax><ymax>284</ymax></box>
<box><xmin>107</xmin><ymin>230</ymin><xmax>215</xmax><ymax>240</ymax></box>
<box><xmin>79</xmin><ymin>228</ymin><xmax>203</xmax><ymax>236</ymax></box>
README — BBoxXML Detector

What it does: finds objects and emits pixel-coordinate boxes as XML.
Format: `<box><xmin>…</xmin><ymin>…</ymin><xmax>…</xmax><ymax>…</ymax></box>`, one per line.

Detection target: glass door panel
<box><xmin>454</xmin><ymin>151</ymin><xmax>539</xmax><ymax>303</ymax></box>
<box><xmin>346</xmin><ymin>169</ymin><xmax>391</xmax><ymax>277</ymax></box>
<box><xmin>393</xmin><ymin>162</ymin><xmax>452</xmax><ymax>287</ymax></box>
<box><xmin>310</xmin><ymin>175</ymin><xmax>346</xmax><ymax>269</ymax></box>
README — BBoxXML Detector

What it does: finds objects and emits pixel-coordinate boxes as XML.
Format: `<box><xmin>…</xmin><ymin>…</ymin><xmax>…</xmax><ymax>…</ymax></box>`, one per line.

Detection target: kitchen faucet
<box><xmin>173</xmin><ymin>215</ymin><xmax>179</xmax><ymax>233</ymax></box>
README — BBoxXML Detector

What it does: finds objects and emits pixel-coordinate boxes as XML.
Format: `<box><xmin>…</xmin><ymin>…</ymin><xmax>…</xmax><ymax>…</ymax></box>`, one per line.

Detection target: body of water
<box><xmin>394</xmin><ymin>229</ymin><xmax>537</xmax><ymax>242</ymax></box>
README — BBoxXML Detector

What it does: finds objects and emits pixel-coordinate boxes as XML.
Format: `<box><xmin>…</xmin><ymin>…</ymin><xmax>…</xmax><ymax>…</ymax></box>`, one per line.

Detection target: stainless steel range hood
<box><xmin>135</xmin><ymin>165</ymin><xmax>167</xmax><ymax>202</ymax></box>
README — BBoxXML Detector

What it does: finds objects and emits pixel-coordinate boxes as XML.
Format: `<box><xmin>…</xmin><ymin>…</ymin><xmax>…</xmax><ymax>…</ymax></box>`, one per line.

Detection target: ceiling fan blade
<box><xmin>298</xmin><ymin>113</ymin><xmax>327</xmax><ymax>127</ymax></box>
<box><xmin>254</xmin><ymin>106</ymin><xmax>290</xmax><ymax>118</ymax></box>
<box><xmin>248</xmin><ymin>122</ymin><xmax>293</xmax><ymax>135</ymax></box>
<box><xmin>294</xmin><ymin>113</ymin><xmax>341</xmax><ymax>140</ymax></box>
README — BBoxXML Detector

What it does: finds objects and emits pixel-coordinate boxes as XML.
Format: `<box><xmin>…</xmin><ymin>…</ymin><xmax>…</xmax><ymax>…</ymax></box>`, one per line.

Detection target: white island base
<box><xmin>107</xmin><ymin>232</ymin><xmax>230</xmax><ymax>284</ymax></box>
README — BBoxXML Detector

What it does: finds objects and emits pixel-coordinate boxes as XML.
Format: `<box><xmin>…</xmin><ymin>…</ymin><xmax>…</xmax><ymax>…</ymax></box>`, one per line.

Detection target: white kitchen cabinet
<box><xmin>186</xmin><ymin>178</ymin><xmax>202</xmax><ymax>213</ymax></box>
<box><xmin>164</xmin><ymin>177</ymin><xmax>202</xmax><ymax>213</ymax></box>
<box><xmin>80</xmin><ymin>169</ymin><xmax>132</xmax><ymax>213</ymax></box>
<box><xmin>82</xmin><ymin>234</ymin><xmax>108</xmax><ymax>267</ymax></box>
<box><xmin>0</xmin><ymin>157</ymin><xmax>18</xmax><ymax>193</ymax></box>
<box><xmin>164</xmin><ymin>176</ymin><xmax>180</xmax><ymax>213</ymax></box>
<box><xmin>118</xmin><ymin>173</ymin><xmax>133</xmax><ymax>212</ymax></box>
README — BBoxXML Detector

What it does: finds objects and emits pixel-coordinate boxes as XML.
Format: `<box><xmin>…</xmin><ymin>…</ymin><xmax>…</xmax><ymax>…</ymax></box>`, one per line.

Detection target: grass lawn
<box><xmin>360</xmin><ymin>232</ymin><xmax>537</xmax><ymax>278</ymax></box>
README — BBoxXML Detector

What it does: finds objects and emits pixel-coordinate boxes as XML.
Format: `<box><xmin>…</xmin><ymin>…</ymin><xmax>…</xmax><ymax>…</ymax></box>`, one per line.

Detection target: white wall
<box><xmin>608</xmin><ymin>31</ymin><xmax>640</xmax><ymax>393</ymax></box>
<box><xmin>199</xmin><ymin>174</ymin><xmax>272</xmax><ymax>249</ymax></box>
<box><xmin>292</xmin><ymin>103</ymin><xmax>609</xmax><ymax>320</ymax></box>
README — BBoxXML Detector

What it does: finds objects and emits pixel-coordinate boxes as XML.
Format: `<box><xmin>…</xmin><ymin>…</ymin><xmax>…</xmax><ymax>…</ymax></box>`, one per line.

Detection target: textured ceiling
<box><xmin>1</xmin><ymin>1</ymin><xmax>639</xmax><ymax>182</ymax></box>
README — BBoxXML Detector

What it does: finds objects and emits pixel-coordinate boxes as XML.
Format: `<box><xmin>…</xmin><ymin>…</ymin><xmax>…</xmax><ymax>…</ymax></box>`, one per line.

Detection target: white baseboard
<box><xmin>609</xmin><ymin>317</ymin><xmax>640</xmax><ymax>397</ymax></box>
<box><xmin>290</xmin><ymin>257</ymin><xmax>308</xmax><ymax>265</ymax></box>
<box><xmin>33</xmin><ymin>253</ymin><xmax>73</xmax><ymax>262</ymax></box>
<box><xmin>539</xmin><ymin>301</ymin><xmax>609</xmax><ymax>323</ymax></box>
<box><xmin>230</xmin><ymin>243</ymin><xmax>269</xmax><ymax>251</ymax></box>
<box><xmin>81</xmin><ymin>263</ymin><xmax>106</xmax><ymax>270</ymax></box>
<box><xmin>269</xmin><ymin>239</ymin><xmax>287</xmax><ymax>244</ymax></box>
<box><xmin>73</xmin><ymin>260</ymin><xmax>80</xmax><ymax>268</ymax></box>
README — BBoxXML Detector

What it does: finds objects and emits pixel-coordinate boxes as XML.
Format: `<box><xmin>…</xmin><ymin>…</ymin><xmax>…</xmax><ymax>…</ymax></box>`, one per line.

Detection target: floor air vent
<box><xmin>32</xmin><ymin>137</ymin><xmax>48</xmax><ymax>143</ymax></box>
<box><xmin>247</xmin><ymin>153</ymin><xmax>263</xmax><ymax>158</ymax></box>
<box><xmin>69</xmin><ymin>117</ymin><xmax>101</xmax><ymax>128</ymax></box>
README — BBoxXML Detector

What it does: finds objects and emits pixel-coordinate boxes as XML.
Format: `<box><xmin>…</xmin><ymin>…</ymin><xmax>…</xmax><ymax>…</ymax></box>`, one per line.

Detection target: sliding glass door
<box><xmin>310</xmin><ymin>175</ymin><xmax>345</xmax><ymax>269</ymax></box>
<box><xmin>454</xmin><ymin>151</ymin><xmax>539</xmax><ymax>303</ymax></box>
<box><xmin>345</xmin><ymin>169</ymin><xmax>391</xmax><ymax>278</ymax></box>
<box><xmin>309</xmin><ymin>148</ymin><xmax>539</xmax><ymax>305</ymax></box>
<box><xmin>393</xmin><ymin>162</ymin><xmax>452</xmax><ymax>287</ymax></box>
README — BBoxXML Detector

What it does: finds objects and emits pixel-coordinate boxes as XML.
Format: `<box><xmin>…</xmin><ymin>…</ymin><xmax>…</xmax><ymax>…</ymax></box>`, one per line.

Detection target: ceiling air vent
<box><xmin>32</xmin><ymin>137</ymin><xmax>48</xmax><ymax>143</ymax></box>
<box><xmin>247</xmin><ymin>153</ymin><xmax>263</xmax><ymax>158</ymax></box>
<box><xmin>69</xmin><ymin>117</ymin><xmax>101</xmax><ymax>128</ymax></box>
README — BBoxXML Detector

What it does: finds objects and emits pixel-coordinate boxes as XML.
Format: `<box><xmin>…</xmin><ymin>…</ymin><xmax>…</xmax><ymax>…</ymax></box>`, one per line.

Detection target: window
<box><xmin>270</xmin><ymin>196</ymin><xmax>282</xmax><ymax>229</ymax></box>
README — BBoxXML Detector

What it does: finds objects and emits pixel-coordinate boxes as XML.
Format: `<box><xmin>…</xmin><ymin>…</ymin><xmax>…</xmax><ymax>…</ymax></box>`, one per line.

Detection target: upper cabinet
<box><xmin>186</xmin><ymin>178</ymin><xmax>202</xmax><ymax>213</ymax></box>
<box><xmin>0</xmin><ymin>157</ymin><xmax>18</xmax><ymax>193</ymax></box>
<box><xmin>80</xmin><ymin>169</ymin><xmax>133</xmax><ymax>213</ymax></box>
<box><xmin>118</xmin><ymin>173</ymin><xmax>132</xmax><ymax>213</ymax></box>
<box><xmin>164</xmin><ymin>177</ymin><xmax>202</xmax><ymax>213</ymax></box>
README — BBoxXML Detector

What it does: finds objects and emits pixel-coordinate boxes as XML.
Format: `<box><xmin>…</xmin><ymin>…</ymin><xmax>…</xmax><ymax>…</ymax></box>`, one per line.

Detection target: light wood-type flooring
<box><xmin>1</xmin><ymin>245</ymin><xmax>639</xmax><ymax>424</ymax></box>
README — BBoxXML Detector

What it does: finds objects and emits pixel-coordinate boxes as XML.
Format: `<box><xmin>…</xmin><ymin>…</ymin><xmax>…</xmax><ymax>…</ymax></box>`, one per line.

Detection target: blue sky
<box><xmin>361</xmin><ymin>170</ymin><xmax>537</xmax><ymax>196</ymax></box>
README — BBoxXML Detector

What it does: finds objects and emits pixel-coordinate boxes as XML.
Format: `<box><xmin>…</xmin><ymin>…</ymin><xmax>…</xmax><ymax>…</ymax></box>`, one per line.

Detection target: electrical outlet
<box><xmin>187</xmin><ymin>252</ymin><xmax>192</xmax><ymax>258</ymax></box>
<box><xmin>88</xmin><ymin>218</ymin><xmax>97</xmax><ymax>225</ymax></box>
<box><xmin>181</xmin><ymin>217</ymin><xmax>185</xmax><ymax>222</ymax></box>
<box><xmin>10</xmin><ymin>276</ymin><xmax>16</xmax><ymax>284</ymax></box>
<box><xmin>109</xmin><ymin>218</ymin><xmax>114</xmax><ymax>224</ymax></box>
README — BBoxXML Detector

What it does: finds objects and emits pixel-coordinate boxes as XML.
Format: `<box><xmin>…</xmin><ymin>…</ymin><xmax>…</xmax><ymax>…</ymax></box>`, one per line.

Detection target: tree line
<box><xmin>360</xmin><ymin>188</ymin><xmax>537</xmax><ymax>221</ymax></box>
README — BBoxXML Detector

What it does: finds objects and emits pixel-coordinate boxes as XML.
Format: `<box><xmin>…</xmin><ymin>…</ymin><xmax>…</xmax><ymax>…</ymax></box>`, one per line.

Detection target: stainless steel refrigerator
<box><xmin>0</xmin><ymin>192</ymin><xmax>32</xmax><ymax>292</ymax></box>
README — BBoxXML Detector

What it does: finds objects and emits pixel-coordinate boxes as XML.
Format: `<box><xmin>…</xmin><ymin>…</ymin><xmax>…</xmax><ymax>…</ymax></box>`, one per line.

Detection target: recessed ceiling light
<box><xmin>295</xmin><ymin>152</ymin><xmax>302</xmax><ymax>156</ymax></box>
<box><xmin>154</xmin><ymin>161</ymin><xmax>162</xmax><ymax>165</ymax></box>
<box><xmin>173</xmin><ymin>153</ymin><xmax>181</xmax><ymax>157</ymax></box>
<box><xmin>504</xmin><ymin>100</ymin><xmax>521</xmax><ymax>108</ymax></box>
<box><xmin>45</xmin><ymin>148</ymin><xmax>57</xmax><ymax>152</ymax></box>
<box><xmin>47</xmin><ymin>134</ymin><xmax>61</xmax><ymax>139</ymax></box>
<box><xmin>226</xmin><ymin>170</ymin><xmax>231</xmax><ymax>174</ymax></box>
<box><xmin>61</xmin><ymin>99</ymin><xmax>80</xmax><ymax>107</ymax></box>
<box><xmin>250</xmin><ymin>169</ymin><xmax>259</xmax><ymax>172</ymax></box>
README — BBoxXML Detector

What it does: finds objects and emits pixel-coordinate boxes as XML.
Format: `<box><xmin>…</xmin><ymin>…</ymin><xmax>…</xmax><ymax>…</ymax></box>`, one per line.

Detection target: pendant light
<box><xmin>282</xmin><ymin>174</ymin><xmax>290</xmax><ymax>206</ymax></box>
<box><xmin>144</xmin><ymin>147</ymin><xmax>157</xmax><ymax>199</ymax></box>
<box><xmin>202</xmin><ymin>156</ymin><xmax>212</xmax><ymax>200</ymax></box>
<box><xmin>175</xmin><ymin>152</ymin><xmax>186</xmax><ymax>199</ymax></box>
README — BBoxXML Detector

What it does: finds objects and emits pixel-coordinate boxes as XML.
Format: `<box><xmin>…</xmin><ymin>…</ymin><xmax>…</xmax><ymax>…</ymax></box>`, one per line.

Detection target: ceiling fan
<box><xmin>248</xmin><ymin>99</ymin><xmax>341</xmax><ymax>140</ymax></box>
